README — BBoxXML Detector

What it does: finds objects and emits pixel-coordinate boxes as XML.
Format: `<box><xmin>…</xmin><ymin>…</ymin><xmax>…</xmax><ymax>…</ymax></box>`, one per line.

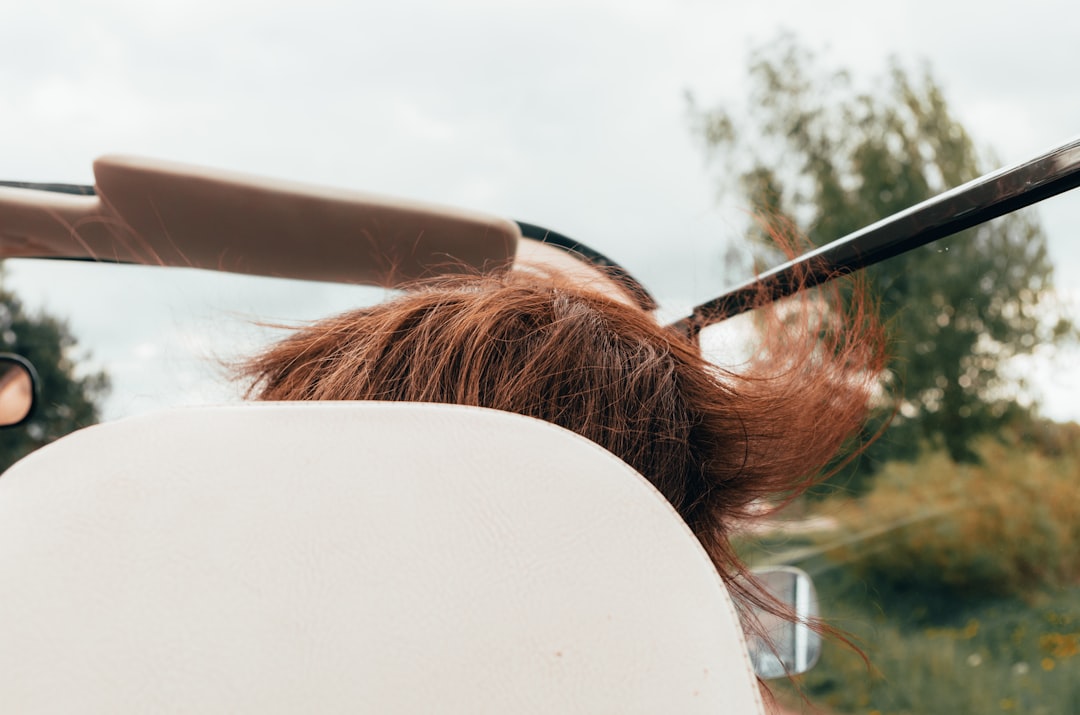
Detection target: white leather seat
<box><xmin>0</xmin><ymin>402</ymin><xmax>764</xmax><ymax>714</ymax></box>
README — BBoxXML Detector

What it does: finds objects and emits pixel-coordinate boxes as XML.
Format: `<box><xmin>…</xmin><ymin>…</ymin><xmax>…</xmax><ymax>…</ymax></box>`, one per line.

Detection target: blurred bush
<box><xmin>828</xmin><ymin>430</ymin><xmax>1080</xmax><ymax>597</ymax></box>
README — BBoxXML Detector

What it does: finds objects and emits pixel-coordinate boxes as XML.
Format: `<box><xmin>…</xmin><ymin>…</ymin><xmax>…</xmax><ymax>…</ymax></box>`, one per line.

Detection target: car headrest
<box><xmin>0</xmin><ymin>402</ymin><xmax>764</xmax><ymax>714</ymax></box>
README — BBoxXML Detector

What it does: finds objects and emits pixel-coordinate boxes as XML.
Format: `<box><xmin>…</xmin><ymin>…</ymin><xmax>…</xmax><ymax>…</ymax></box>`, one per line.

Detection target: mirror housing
<box><xmin>746</xmin><ymin>566</ymin><xmax>821</xmax><ymax>679</ymax></box>
<box><xmin>0</xmin><ymin>354</ymin><xmax>38</xmax><ymax>428</ymax></box>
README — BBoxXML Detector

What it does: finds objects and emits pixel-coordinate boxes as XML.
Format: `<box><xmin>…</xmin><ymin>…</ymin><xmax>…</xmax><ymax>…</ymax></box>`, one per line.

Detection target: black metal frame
<box><xmin>0</xmin><ymin>181</ymin><xmax>95</xmax><ymax>196</ymax></box>
<box><xmin>669</xmin><ymin>135</ymin><xmax>1080</xmax><ymax>336</ymax></box>
<box><xmin>515</xmin><ymin>221</ymin><xmax>657</xmax><ymax>311</ymax></box>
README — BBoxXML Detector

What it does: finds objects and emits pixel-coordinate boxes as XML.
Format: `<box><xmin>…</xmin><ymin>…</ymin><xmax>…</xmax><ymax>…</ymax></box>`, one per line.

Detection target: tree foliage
<box><xmin>0</xmin><ymin>283</ymin><xmax>109</xmax><ymax>473</ymax></box>
<box><xmin>691</xmin><ymin>36</ymin><xmax>1067</xmax><ymax>471</ymax></box>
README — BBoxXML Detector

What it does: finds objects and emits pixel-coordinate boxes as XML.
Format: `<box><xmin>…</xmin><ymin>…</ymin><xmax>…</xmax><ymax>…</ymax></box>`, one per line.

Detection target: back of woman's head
<box><xmin>240</xmin><ymin>267</ymin><xmax>885</xmax><ymax>588</ymax></box>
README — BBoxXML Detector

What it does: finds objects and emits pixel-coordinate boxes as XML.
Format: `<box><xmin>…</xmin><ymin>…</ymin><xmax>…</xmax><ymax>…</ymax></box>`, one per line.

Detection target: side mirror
<box><xmin>0</xmin><ymin>354</ymin><xmax>38</xmax><ymax>428</ymax></box>
<box><xmin>746</xmin><ymin>566</ymin><xmax>821</xmax><ymax>679</ymax></box>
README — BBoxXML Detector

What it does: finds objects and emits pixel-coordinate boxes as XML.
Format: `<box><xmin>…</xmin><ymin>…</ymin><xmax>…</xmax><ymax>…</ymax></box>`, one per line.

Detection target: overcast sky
<box><xmin>2</xmin><ymin>0</ymin><xmax>1078</xmax><ymax>419</ymax></box>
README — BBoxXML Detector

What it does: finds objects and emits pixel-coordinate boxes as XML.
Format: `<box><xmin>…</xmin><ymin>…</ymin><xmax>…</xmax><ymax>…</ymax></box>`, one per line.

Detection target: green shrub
<box><xmin>827</xmin><ymin>442</ymin><xmax>1080</xmax><ymax>596</ymax></box>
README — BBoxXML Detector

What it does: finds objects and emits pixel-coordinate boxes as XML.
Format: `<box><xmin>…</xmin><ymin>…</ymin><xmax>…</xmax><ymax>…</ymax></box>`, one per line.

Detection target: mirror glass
<box><xmin>0</xmin><ymin>355</ymin><xmax>36</xmax><ymax>427</ymax></box>
<box><xmin>746</xmin><ymin>566</ymin><xmax>821</xmax><ymax>679</ymax></box>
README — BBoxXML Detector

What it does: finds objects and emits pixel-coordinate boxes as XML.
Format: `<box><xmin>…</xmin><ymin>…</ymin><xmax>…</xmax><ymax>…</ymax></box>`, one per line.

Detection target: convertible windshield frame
<box><xmin>670</xmin><ymin>135</ymin><xmax>1080</xmax><ymax>335</ymax></box>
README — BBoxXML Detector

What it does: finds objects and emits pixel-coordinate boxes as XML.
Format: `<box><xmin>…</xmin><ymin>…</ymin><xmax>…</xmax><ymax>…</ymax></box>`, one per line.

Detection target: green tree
<box><xmin>690</xmin><ymin>36</ymin><xmax>1066</xmax><ymax>472</ymax></box>
<box><xmin>0</xmin><ymin>284</ymin><xmax>109</xmax><ymax>473</ymax></box>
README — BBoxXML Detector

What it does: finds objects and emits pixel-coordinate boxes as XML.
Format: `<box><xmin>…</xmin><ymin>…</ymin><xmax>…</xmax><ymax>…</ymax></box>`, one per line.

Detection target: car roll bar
<box><xmin>0</xmin><ymin>156</ymin><xmax>520</xmax><ymax>287</ymax></box>
<box><xmin>669</xmin><ymin>135</ymin><xmax>1080</xmax><ymax>336</ymax></box>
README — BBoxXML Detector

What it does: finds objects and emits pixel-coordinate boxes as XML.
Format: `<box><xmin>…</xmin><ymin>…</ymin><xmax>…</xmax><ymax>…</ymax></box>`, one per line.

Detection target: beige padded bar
<box><xmin>0</xmin><ymin>156</ymin><xmax>519</xmax><ymax>286</ymax></box>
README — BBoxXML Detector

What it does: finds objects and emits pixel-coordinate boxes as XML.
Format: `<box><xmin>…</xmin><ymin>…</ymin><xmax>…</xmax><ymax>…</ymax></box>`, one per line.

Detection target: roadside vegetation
<box><xmin>751</xmin><ymin>421</ymin><xmax>1080</xmax><ymax>714</ymax></box>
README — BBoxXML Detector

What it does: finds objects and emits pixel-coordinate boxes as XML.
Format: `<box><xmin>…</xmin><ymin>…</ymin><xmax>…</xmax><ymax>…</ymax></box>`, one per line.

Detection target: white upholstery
<box><xmin>0</xmin><ymin>402</ymin><xmax>764</xmax><ymax>714</ymax></box>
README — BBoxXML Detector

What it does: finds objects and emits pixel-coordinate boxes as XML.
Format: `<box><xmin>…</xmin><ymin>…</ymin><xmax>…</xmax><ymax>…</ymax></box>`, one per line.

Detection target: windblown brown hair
<box><xmin>238</xmin><ymin>256</ymin><xmax>886</xmax><ymax>629</ymax></box>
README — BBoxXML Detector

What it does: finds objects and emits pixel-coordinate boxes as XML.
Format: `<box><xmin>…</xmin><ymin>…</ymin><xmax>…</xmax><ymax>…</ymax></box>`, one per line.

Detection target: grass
<box><xmin>780</xmin><ymin>570</ymin><xmax>1080</xmax><ymax>714</ymax></box>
